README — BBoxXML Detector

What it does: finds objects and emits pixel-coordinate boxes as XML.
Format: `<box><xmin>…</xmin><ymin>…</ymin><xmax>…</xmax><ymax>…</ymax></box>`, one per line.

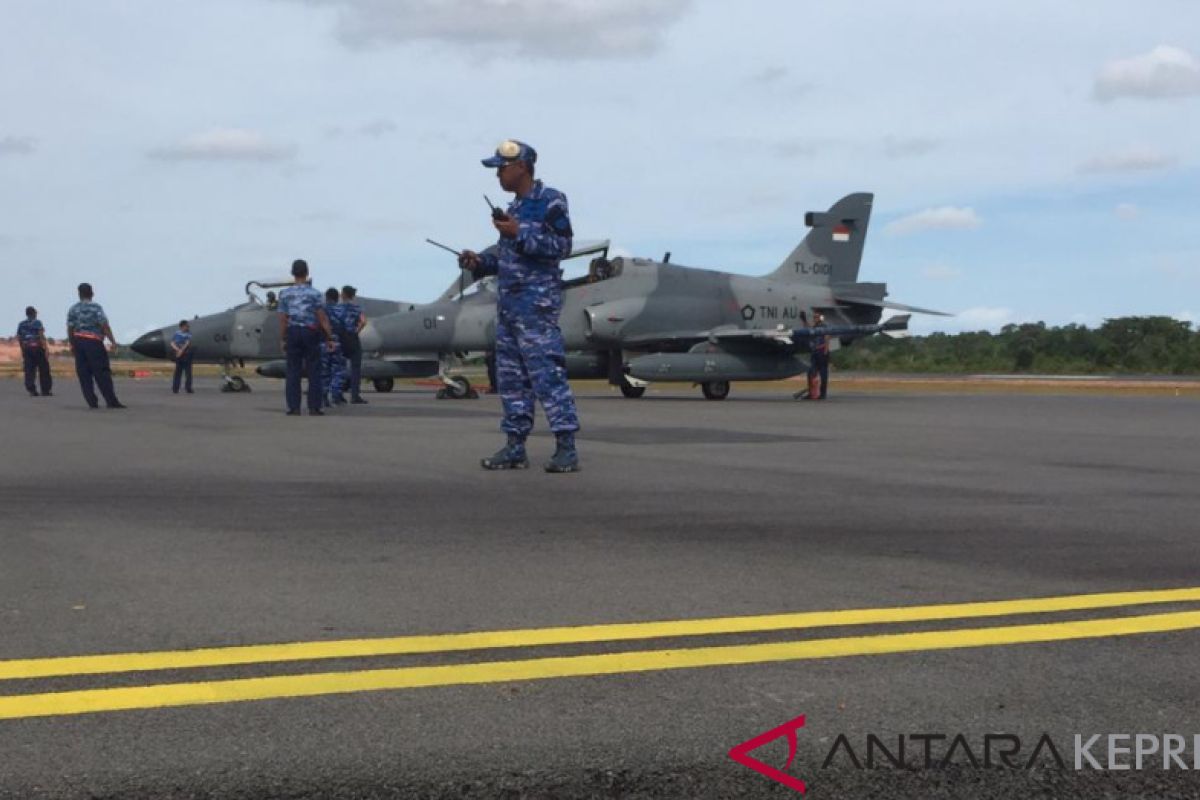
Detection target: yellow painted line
<box><xmin>2</xmin><ymin>610</ymin><xmax>1200</xmax><ymax>720</ymax></box>
<box><xmin>4</xmin><ymin>586</ymin><xmax>1200</xmax><ymax>682</ymax></box>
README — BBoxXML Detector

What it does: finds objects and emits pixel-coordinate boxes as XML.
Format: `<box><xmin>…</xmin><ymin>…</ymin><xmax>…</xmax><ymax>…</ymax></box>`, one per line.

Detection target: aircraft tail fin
<box><xmin>766</xmin><ymin>192</ymin><xmax>873</xmax><ymax>285</ymax></box>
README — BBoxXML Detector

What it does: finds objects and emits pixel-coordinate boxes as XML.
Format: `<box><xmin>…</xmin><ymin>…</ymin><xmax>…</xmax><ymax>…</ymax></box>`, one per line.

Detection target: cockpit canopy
<box><xmin>564</xmin><ymin>256</ymin><xmax>624</xmax><ymax>289</ymax></box>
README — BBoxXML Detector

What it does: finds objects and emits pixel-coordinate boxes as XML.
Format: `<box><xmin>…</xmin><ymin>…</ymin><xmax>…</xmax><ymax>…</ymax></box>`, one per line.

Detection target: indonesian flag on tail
<box><xmin>832</xmin><ymin>224</ymin><xmax>851</xmax><ymax>243</ymax></box>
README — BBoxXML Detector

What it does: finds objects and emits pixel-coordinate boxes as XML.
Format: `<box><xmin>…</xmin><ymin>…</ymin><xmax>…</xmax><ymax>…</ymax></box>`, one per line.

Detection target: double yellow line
<box><xmin>3</xmin><ymin>587</ymin><xmax>1200</xmax><ymax>720</ymax></box>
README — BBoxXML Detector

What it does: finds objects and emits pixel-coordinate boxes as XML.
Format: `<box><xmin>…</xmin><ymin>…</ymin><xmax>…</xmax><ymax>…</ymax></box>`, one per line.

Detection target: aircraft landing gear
<box><xmin>615</xmin><ymin>356</ymin><xmax>647</xmax><ymax>398</ymax></box>
<box><xmin>701</xmin><ymin>380</ymin><xmax>730</xmax><ymax>401</ymax></box>
<box><xmin>373</xmin><ymin>378</ymin><xmax>395</xmax><ymax>393</ymax></box>
<box><xmin>220</xmin><ymin>361</ymin><xmax>251</xmax><ymax>393</ymax></box>
<box><xmin>436</xmin><ymin>374</ymin><xmax>478</xmax><ymax>400</ymax></box>
<box><xmin>619</xmin><ymin>377</ymin><xmax>646</xmax><ymax>398</ymax></box>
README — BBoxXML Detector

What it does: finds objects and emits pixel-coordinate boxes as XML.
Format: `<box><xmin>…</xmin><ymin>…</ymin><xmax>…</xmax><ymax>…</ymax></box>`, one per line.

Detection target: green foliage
<box><xmin>835</xmin><ymin>316</ymin><xmax>1200</xmax><ymax>374</ymax></box>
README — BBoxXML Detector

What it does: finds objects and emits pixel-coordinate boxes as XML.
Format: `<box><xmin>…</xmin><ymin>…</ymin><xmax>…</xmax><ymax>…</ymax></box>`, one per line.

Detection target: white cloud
<box><xmin>0</xmin><ymin>136</ymin><xmax>36</xmax><ymax>156</ymax></box>
<box><xmin>300</xmin><ymin>210</ymin><xmax>343</xmax><ymax>224</ymax></box>
<box><xmin>743</xmin><ymin>65</ymin><xmax>810</xmax><ymax>98</ymax></box>
<box><xmin>882</xmin><ymin>137</ymin><xmax>939</xmax><ymax>158</ymax></box>
<box><xmin>920</xmin><ymin>264</ymin><xmax>961</xmax><ymax>281</ymax></box>
<box><xmin>748</xmin><ymin>66</ymin><xmax>788</xmax><ymax>85</ymax></box>
<box><xmin>884</xmin><ymin>206</ymin><xmax>981</xmax><ymax>236</ymax></box>
<box><xmin>359</xmin><ymin>118</ymin><xmax>398</xmax><ymax>137</ymax></box>
<box><xmin>298</xmin><ymin>0</ymin><xmax>693</xmax><ymax>60</ymax></box>
<box><xmin>1115</xmin><ymin>203</ymin><xmax>1139</xmax><ymax>220</ymax></box>
<box><xmin>148</xmin><ymin>128</ymin><xmax>296</xmax><ymax>162</ymax></box>
<box><xmin>771</xmin><ymin>140</ymin><xmax>820</xmax><ymax>159</ymax></box>
<box><xmin>1094</xmin><ymin>45</ymin><xmax>1200</xmax><ymax>101</ymax></box>
<box><xmin>1078</xmin><ymin>148</ymin><xmax>1177</xmax><ymax>174</ymax></box>
<box><xmin>1173</xmin><ymin>310</ymin><xmax>1197</xmax><ymax>327</ymax></box>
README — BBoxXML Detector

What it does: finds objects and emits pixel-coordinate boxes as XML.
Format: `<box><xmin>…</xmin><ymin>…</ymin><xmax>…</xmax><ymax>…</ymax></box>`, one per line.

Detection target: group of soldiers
<box><xmin>16</xmin><ymin>276</ymin><xmax>370</xmax><ymax>411</ymax></box>
<box><xmin>18</xmin><ymin>139</ymin><xmax>585</xmax><ymax>473</ymax></box>
<box><xmin>275</xmin><ymin>261</ymin><xmax>368</xmax><ymax>415</ymax></box>
<box><xmin>15</xmin><ymin>283</ymin><xmax>126</xmax><ymax>408</ymax></box>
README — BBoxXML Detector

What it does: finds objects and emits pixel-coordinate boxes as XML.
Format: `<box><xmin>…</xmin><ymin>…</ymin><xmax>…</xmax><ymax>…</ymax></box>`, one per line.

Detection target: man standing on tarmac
<box><xmin>278</xmin><ymin>259</ymin><xmax>334</xmax><ymax>416</ymax></box>
<box><xmin>339</xmin><ymin>285</ymin><xmax>368</xmax><ymax>404</ymax></box>
<box><xmin>18</xmin><ymin>306</ymin><xmax>52</xmax><ymax>397</ymax></box>
<box><xmin>321</xmin><ymin>287</ymin><xmax>348</xmax><ymax>406</ymax></box>
<box><xmin>170</xmin><ymin>319</ymin><xmax>194</xmax><ymax>394</ymax></box>
<box><xmin>66</xmin><ymin>283</ymin><xmax>124</xmax><ymax>409</ymax></box>
<box><xmin>457</xmin><ymin>139</ymin><xmax>581</xmax><ymax>473</ymax></box>
<box><xmin>808</xmin><ymin>311</ymin><xmax>830</xmax><ymax>400</ymax></box>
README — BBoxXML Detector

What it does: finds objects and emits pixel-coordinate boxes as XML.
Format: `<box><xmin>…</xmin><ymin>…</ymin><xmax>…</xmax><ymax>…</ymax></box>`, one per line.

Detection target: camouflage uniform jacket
<box><xmin>67</xmin><ymin>301</ymin><xmax>108</xmax><ymax>338</ymax></box>
<box><xmin>475</xmin><ymin>180</ymin><xmax>573</xmax><ymax>310</ymax></box>
<box><xmin>278</xmin><ymin>284</ymin><xmax>324</xmax><ymax>328</ymax></box>
<box><xmin>17</xmin><ymin>318</ymin><xmax>45</xmax><ymax>348</ymax></box>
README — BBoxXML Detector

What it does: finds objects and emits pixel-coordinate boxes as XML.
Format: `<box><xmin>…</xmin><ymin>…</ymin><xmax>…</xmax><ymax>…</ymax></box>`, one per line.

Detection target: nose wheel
<box><xmin>373</xmin><ymin>378</ymin><xmax>395</xmax><ymax>393</ymax></box>
<box><xmin>436</xmin><ymin>375</ymin><xmax>478</xmax><ymax>400</ymax></box>
<box><xmin>219</xmin><ymin>362</ymin><xmax>251</xmax><ymax>393</ymax></box>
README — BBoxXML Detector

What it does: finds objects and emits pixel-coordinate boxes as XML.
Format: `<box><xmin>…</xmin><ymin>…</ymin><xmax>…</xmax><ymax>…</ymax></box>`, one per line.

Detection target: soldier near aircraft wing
<box><xmin>369</xmin><ymin>192</ymin><xmax>948</xmax><ymax>400</ymax></box>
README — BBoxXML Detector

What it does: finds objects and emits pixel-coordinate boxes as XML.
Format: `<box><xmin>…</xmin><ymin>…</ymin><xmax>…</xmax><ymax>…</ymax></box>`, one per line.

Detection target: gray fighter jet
<box><xmin>366</xmin><ymin>193</ymin><xmax>946</xmax><ymax>399</ymax></box>
<box><xmin>131</xmin><ymin>280</ymin><xmax>440</xmax><ymax>392</ymax></box>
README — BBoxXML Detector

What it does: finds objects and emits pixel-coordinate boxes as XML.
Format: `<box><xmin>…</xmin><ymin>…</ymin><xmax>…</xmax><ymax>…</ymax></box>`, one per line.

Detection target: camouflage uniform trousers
<box><xmin>320</xmin><ymin>340</ymin><xmax>347</xmax><ymax>401</ymax></box>
<box><xmin>495</xmin><ymin>296</ymin><xmax>579</xmax><ymax>439</ymax></box>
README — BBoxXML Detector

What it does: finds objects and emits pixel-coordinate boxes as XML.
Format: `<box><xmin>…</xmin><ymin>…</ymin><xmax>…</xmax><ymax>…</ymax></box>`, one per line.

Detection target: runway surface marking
<box><xmin>3</xmin><ymin>586</ymin><xmax>1200</xmax><ymax>681</ymax></box>
<box><xmin>2</xmin><ymin>610</ymin><xmax>1199</xmax><ymax>720</ymax></box>
<box><xmin>2</xmin><ymin>590</ymin><xmax>1200</xmax><ymax>720</ymax></box>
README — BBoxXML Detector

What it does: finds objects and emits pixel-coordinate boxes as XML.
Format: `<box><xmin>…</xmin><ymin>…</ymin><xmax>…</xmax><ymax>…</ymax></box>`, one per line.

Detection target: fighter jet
<box><xmin>130</xmin><ymin>280</ymin><xmax>440</xmax><ymax>392</ymax></box>
<box><xmin>366</xmin><ymin>193</ymin><xmax>946</xmax><ymax>399</ymax></box>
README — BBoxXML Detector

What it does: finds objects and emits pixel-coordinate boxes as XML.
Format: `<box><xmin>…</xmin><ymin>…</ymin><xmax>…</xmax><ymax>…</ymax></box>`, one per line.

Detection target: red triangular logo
<box><xmin>728</xmin><ymin>714</ymin><xmax>807</xmax><ymax>793</ymax></box>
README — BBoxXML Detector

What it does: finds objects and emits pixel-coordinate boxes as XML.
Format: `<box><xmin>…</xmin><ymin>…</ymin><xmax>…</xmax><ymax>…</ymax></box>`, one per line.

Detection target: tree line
<box><xmin>835</xmin><ymin>316</ymin><xmax>1200</xmax><ymax>374</ymax></box>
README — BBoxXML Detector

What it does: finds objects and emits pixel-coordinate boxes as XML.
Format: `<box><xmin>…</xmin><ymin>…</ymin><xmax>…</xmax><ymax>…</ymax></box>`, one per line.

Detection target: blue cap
<box><xmin>482</xmin><ymin>139</ymin><xmax>537</xmax><ymax>168</ymax></box>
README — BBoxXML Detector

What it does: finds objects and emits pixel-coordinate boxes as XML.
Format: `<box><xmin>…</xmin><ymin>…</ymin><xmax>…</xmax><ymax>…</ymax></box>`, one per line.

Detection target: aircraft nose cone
<box><xmin>131</xmin><ymin>330</ymin><xmax>166</xmax><ymax>359</ymax></box>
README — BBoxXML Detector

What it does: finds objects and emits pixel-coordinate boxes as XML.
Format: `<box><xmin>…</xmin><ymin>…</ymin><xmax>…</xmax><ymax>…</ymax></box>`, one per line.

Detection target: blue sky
<box><xmin>2</xmin><ymin>0</ymin><xmax>1198</xmax><ymax>338</ymax></box>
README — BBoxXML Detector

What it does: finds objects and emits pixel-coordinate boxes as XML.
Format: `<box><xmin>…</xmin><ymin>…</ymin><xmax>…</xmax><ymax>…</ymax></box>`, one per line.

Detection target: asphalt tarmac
<box><xmin>2</xmin><ymin>377</ymin><xmax>1200</xmax><ymax>799</ymax></box>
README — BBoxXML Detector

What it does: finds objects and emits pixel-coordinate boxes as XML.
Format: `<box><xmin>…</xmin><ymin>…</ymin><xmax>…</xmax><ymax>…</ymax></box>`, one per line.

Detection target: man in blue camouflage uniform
<box><xmin>458</xmin><ymin>139</ymin><xmax>581</xmax><ymax>473</ymax></box>
<box><xmin>170</xmin><ymin>319</ymin><xmax>194</xmax><ymax>394</ymax></box>
<box><xmin>66</xmin><ymin>283</ymin><xmax>124</xmax><ymax>409</ymax></box>
<box><xmin>321</xmin><ymin>287</ymin><xmax>348</xmax><ymax>406</ymax></box>
<box><xmin>278</xmin><ymin>260</ymin><xmax>335</xmax><ymax>416</ymax></box>
<box><xmin>17</xmin><ymin>306</ymin><xmax>52</xmax><ymax>397</ymax></box>
<box><xmin>340</xmin><ymin>285</ymin><xmax>368</xmax><ymax>404</ymax></box>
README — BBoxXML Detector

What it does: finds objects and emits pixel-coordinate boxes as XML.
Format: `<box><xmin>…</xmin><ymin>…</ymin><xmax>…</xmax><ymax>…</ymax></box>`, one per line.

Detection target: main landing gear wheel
<box><xmin>221</xmin><ymin>375</ymin><xmax>250</xmax><ymax>393</ymax></box>
<box><xmin>619</xmin><ymin>378</ymin><xmax>646</xmax><ymax>399</ymax></box>
<box><xmin>701</xmin><ymin>380</ymin><xmax>730</xmax><ymax>401</ymax></box>
<box><xmin>373</xmin><ymin>378</ymin><xmax>395</xmax><ymax>393</ymax></box>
